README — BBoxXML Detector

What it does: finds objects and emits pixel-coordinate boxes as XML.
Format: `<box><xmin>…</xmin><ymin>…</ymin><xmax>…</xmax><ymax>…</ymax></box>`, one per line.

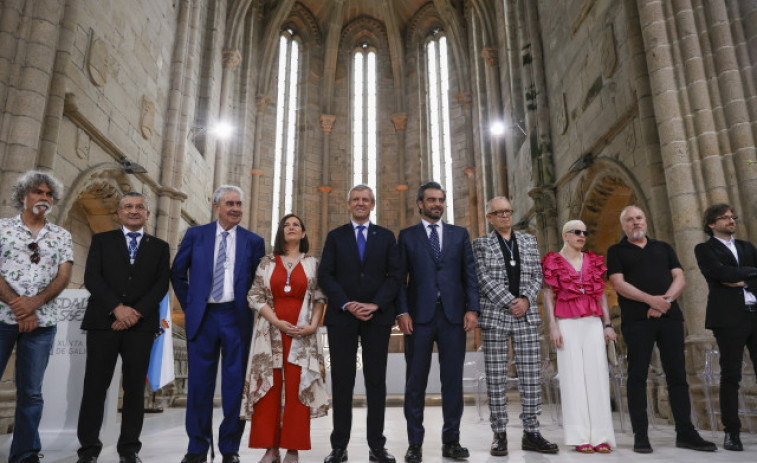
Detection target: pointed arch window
<box><xmin>353</xmin><ymin>47</ymin><xmax>378</xmax><ymax>222</ymax></box>
<box><xmin>271</xmin><ymin>32</ymin><xmax>300</xmax><ymax>242</ymax></box>
<box><xmin>426</xmin><ymin>35</ymin><xmax>455</xmax><ymax>223</ymax></box>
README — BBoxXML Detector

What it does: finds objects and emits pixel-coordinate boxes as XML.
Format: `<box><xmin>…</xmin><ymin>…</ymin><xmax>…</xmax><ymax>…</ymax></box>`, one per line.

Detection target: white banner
<box><xmin>38</xmin><ymin>289</ymin><xmax>121</xmax><ymax>451</ymax></box>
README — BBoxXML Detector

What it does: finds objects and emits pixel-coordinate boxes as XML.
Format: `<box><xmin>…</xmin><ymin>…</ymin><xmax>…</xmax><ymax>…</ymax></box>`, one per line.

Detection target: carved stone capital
<box><xmin>256</xmin><ymin>95</ymin><xmax>272</xmax><ymax>112</ymax></box>
<box><xmin>222</xmin><ymin>49</ymin><xmax>242</xmax><ymax>70</ymax></box>
<box><xmin>318</xmin><ymin>186</ymin><xmax>332</xmax><ymax>193</ymax></box>
<box><xmin>456</xmin><ymin>92</ymin><xmax>473</xmax><ymax>111</ymax></box>
<box><xmin>391</xmin><ymin>113</ymin><xmax>408</xmax><ymax>132</ymax></box>
<box><xmin>319</xmin><ymin>115</ymin><xmax>336</xmax><ymax>134</ymax></box>
<box><xmin>481</xmin><ymin>47</ymin><xmax>498</xmax><ymax>67</ymax></box>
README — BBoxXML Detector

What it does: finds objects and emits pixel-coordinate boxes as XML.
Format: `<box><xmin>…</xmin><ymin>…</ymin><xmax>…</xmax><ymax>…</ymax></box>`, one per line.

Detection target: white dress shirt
<box><xmin>715</xmin><ymin>235</ymin><xmax>757</xmax><ymax>305</ymax></box>
<box><xmin>210</xmin><ymin>223</ymin><xmax>237</xmax><ymax>303</ymax></box>
<box><xmin>421</xmin><ymin>218</ymin><xmax>443</xmax><ymax>251</ymax></box>
<box><xmin>122</xmin><ymin>226</ymin><xmax>144</xmax><ymax>264</ymax></box>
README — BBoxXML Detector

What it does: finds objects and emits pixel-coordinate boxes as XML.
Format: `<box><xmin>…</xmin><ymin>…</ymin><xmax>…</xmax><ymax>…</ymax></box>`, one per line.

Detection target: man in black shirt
<box><xmin>472</xmin><ymin>196</ymin><xmax>558</xmax><ymax>457</ymax></box>
<box><xmin>607</xmin><ymin>205</ymin><xmax>715</xmax><ymax>453</ymax></box>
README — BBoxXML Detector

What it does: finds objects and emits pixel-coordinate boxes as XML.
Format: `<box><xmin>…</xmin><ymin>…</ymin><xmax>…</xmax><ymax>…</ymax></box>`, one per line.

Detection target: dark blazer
<box><xmin>398</xmin><ymin>222</ymin><xmax>480</xmax><ymax>324</ymax></box>
<box><xmin>318</xmin><ymin>223</ymin><xmax>402</xmax><ymax>326</ymax></box>
<box><xmin>170</xmin><ymin>222</ymin><xmax>265</xmax><ymax>342</ymax></box>
<box><xmin>695</xmin><ymin>236</ymin><xmax>757</xmax><ymax>329</ymax></box>
<box><xmin>82</xmin><ymin>229</ymin><xmax>170</xmax><ymax>331</ymax></box>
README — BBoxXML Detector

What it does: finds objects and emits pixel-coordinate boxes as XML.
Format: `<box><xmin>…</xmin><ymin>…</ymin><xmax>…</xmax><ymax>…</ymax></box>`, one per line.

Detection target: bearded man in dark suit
<box><xmin>695</xmin><ymin>203</ymin><xmax>757</xmax><ymax>452</ymax></box>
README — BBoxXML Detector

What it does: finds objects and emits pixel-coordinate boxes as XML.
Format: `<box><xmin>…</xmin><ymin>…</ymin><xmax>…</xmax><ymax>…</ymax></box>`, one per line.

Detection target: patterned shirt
<box><xmin>0</xmin><ymin>215</ymin><xmax>74</xmax><ymax>326</ymax></box>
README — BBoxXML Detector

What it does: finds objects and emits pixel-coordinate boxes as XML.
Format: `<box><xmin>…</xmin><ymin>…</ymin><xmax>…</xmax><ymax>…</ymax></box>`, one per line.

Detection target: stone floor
<box><xmin>1</xmin><ymin>404</ymin><xmax>756</xmax><ymax>462</ymax></box>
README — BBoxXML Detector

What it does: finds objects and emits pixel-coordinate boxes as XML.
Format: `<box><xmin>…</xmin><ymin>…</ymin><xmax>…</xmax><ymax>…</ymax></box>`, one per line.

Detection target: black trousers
<box><xmin>77</xmin><ymin>329</ymin><xmax>155</xmax><ymax>458</ymax></box>
<box><xmin>327</xmin><ymin>322</ymin><xmax>391</xmax><ymax>450</ymax></box>
<box><xmin>621</xmin><ymin>318</ymin><xmax>695</xmax><ymax>435</ymax></box>
<box><xmin>712</xmin><ymin>311</ymin><xmax>757</xmax><ymax>433</ymax></box>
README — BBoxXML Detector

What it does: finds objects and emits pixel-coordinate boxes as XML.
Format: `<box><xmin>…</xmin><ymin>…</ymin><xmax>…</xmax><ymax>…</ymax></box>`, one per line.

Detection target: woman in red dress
<box><xmin>243</xmin><ymin>214</ymin><xmax>328</xmax><ymax>463</ymax></box>
<box><xmin>542</xmin><ymin>219</ymin><xmax>617</xmax><ymax>453</ymax></box>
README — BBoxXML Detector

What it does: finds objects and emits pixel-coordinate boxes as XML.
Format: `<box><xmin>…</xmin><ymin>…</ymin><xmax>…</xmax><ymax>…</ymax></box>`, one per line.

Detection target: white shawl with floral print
<box><xmin>241</xmin><ymin>254</ymin><xmax>329</xmax><ymax>419</ymax></box>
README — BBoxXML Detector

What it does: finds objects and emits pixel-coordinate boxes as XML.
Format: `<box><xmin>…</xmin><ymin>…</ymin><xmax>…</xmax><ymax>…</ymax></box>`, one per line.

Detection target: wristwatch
<box><xmin>604</xmin><ymin>323</ymin><xmax>613</xmax><ymax>329</ymax></box>
<box><xmin>664</xmin><ymin>297</ymin><xmax>673</xmax><ymax>303</ymax></box>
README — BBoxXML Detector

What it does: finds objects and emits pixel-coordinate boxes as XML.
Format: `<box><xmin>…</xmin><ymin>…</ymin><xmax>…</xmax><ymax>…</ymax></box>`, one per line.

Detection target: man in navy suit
<box><xmin>397</xmin><ymin>182</ymin><xmax>479</xmax><ymax>463</ymax></box>
<box><xmin>319</xmin><ymin>185</ymin><xmax>402</xmax><ymax>463</ymax></box>
<box><xmin>77</xmin><ymin>192</ymin><xmax>170</xmax><ymax>463</ymax></box>
<box><xmin>695</xmin><ymin>203</ymin><xmax>757</xmax><ymax>451</ymax></box>
<box><xmin>171</xmin><ymin>185</ymin><xmax>265</xmax><ymax>463</ymax></box>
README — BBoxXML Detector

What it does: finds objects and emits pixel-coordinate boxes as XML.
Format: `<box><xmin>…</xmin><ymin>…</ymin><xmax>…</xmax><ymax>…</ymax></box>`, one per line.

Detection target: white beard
<box><xmin>24</xmin><ymin>198</ymin><xmax>52</xmax><ymax>216</ymax></box>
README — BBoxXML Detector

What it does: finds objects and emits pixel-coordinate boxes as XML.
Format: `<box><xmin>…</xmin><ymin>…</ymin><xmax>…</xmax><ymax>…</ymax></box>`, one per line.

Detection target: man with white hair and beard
<box><xmin>0</xmin><ymin>170</ymin><xmax>73</xmax><ymax>463</ymax></box>
<box><xmin>607</xmin><ymin>205</ymin><xmax>714</xmax><ymax>454</ymax></box>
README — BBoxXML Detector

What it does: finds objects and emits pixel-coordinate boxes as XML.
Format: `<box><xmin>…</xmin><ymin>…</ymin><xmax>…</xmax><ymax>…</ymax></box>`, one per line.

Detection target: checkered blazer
<box><xmin>472</xmin><ymin>230</ymin><xmax>543</xmax><ymax>329</ymax></box>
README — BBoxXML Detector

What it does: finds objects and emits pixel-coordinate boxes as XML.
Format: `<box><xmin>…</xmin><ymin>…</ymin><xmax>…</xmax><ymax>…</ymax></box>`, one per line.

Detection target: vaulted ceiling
<box><xmin>295</xmin><ymin>0</ymin><xmax>455</xmax><ymax>31</ymax></box>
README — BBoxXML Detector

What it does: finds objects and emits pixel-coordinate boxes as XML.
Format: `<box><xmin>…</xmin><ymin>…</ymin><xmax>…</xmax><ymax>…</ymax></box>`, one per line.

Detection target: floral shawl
<box><xmin>241</xmin><ymin>254</ymin><xmax>329</xmax><ymax>419</ymax></box>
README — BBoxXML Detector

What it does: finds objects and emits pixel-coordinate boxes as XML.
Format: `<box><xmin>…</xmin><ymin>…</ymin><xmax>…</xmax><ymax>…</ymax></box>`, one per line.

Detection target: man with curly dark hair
<box><xmin>0</xmin><ymin>170</ymin><xmax>73</xmax><ymax>463</ymax></box>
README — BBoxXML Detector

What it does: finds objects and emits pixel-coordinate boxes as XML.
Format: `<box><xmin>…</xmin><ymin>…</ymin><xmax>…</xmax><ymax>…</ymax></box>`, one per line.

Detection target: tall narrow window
<box><xmin>427</xmin><ymin>36</ymin><xmax>455</xmax><ymax>223</ymax></box>
<box><xmin>271</xmin><ymin>33</ymin><xmax>300</xmax><ymax>242</ymax></box>
<box><xmin>353</xmin><ymin>48</ymin><xmax>378</xmax><ymax>221</ymax></box>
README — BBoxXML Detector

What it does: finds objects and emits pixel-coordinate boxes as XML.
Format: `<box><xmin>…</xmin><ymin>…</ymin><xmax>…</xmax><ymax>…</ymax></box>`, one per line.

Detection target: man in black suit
<box><xmin>318</xmin><ymin>185</ymin><xmax>402</xmax><ymax>463</ymax></box>
<box><xmin>76</xmin><ymin>192</ymin><xmax>170</xmax><ymax>463</ymax></box>
<box><xmin>695</xmin><ymin>203</ymin><xmax>757</xmax><ymax>451</ymax></box>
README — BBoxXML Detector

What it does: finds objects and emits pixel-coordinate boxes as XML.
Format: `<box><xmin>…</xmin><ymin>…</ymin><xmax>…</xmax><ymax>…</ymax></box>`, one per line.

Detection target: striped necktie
<box><xmin>211</xmin><ymin>231</ymin><xmax>229</xmax><ymax>301</ymax></box>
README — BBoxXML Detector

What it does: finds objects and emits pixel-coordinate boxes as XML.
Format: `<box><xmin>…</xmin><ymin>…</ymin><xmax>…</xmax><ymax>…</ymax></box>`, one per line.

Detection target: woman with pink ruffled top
<box><xmin>542</xmin><ymin>219</ymin><xmax>617</xmax><ymax>453</ymax></box>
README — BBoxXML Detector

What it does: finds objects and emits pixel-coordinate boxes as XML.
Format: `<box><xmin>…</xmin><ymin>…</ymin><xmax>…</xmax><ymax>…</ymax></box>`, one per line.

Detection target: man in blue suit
<box><xmin>319</xmin><ymin>185</ymin><xmax>402</xmax><ymax>463</ymax></box>
<box><xmin>397</xmin><ymin>182</ymin><xmax>479</xmax><ymax>463</ymax></box>
<box><xmin>171</xmin><ymin>185</ymin><xmax>265</xmax><ymax>463</ymax></box>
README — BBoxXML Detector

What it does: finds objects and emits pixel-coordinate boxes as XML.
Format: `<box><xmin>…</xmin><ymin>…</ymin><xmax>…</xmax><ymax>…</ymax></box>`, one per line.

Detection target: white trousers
<box><xmin>556</xmin><ymin>316</ymin><xmax>616</xmax><ymax>446</ymax></box>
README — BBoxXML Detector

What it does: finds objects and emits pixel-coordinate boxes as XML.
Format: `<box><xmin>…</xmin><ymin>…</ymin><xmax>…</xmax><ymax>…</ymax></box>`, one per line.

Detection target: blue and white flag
<box><xmin>147</xmin><ymin>293</ymin><xmax>175</xmax><ymax>391</ymax></box>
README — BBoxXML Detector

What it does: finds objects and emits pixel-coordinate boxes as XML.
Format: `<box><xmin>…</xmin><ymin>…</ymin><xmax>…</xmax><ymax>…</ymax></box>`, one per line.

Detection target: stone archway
<box><xmin>571</xmin><ymin>160</ymin><xmax>649</xmax><ymax>330</ymax></box>
<box><xmin>61</xmin><ymin>179</ymin><xmax>124</xmax><ymax>288</ymax></box>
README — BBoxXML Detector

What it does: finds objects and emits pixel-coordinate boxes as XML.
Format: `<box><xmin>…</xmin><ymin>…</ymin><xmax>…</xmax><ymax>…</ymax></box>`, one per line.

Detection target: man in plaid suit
<box><xmin>472</xmin><ymin>196</ymin><xmax>558</xmax><ymax>456</ymax></box>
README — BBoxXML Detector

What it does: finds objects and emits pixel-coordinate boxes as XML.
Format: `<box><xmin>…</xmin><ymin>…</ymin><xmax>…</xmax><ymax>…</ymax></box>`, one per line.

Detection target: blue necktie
<box><xmin>356</xmin><ymin>225</ymin><xmax>366</xmax><ymax>261</ymax></box>
<box><xmin>211</xmin><ymin>231</ymin><xmax>229</xmax><ymax>301</ymax></box>
<box><xmin>127</xmin><ymin>232</ymin><xmax>140</xmax><ymax>264</ymax></box>
<box><xmin>428</xmin><ymin>224</ymin><xmax>441</xmax><ymax>262</ymax></box>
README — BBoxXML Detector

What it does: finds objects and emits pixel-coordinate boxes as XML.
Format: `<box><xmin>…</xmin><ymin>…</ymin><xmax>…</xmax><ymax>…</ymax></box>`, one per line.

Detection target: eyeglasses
<box><xmin>487</xmin><ymin>209</ymin><xmax>514</xmax><ymax>218</ymax></box>
<box><xmin>715</xmin><ymin>215</ymin><xmax>738</xmax><ymax>222</ymax></box>
<box><xmin>568</xmin><ymin>230</ymin><xmax>590</xmax><ymax>237</ymax></box>
<box><xmin>28</xmin><ymin>242</ymin><xmax>40</xmax><ymax>264</ymax></box>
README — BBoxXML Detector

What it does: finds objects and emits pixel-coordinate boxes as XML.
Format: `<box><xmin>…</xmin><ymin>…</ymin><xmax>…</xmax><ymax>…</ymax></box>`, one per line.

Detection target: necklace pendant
<box><xmin>580</xmin><ymin>287</ymin><xmax>585</xmax><ymax>294</ymax></box>
<box><xmin>287</xmin><ymin>262</ymin><xmax>293</xmax><ymax>268</ymax></box>
<box><xmin>284</xmin><ymin>285</ymin><xmax>291</xmax><ymax>293</ymax></box>
<box><xmin>510</xmin><ymin>259</ymin><xmax>517</xmax><ymax>266</ymax></box>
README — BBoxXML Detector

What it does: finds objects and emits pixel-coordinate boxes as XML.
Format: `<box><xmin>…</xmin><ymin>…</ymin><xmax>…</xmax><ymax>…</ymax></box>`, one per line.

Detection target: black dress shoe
<box><xmin>522</xmin><ymin>431</ymin><xmax>559</xmax><ymax>453</ymax></box>
<box><xmin>20</xmin><ymin>455</ymin><xmax>42</xmax><ymax>463</ymax></box>
<box><xmin>369</xmin><ymin>447</ymin><xmax>396</xmax><ymax>463</ymax></box>
<box><xmin>119</xmin><ymin>456</ymin><xmax>143</xmax><ymax>463</ymax></box>
<box><xmin>222</xmin><ymin>453</ymin><xmax>241</xmax><ymax>463</ymax></box>
<box><xmin>633</xmin><ymin>433</ymin><xmax>652</xmax><ymax>453</ymax></box>
<box><xmin>676</xmin><ymin>430</ymin><xmax>717</xmax><ymax>451</ymax></box>
<box><xmin>490</xmin><ymin>432</ymin><xmax>508</xmax><ymax>456</ymax></box>
<box><xmin>76</xmin><ymin>457</ymin><xmax>98</xmax><ymax>463</ymax></box>
<box><xmin>324</xmin><ymin>448</ymin><xmax>347</xmax><ymax>463</ymax></box>
<box><xmin>724</xmin><ymin>432</ymin><xmax>743</xmax><ymax>451</ymax></box>
<box><xmin>181</xmin><ymin>453</ymin><xmax>208</xmax><ymax>463</ymax></box>
<box><xmin>441</xmin><ymin>442</ymin><xmax>469</xmax><ymax>460</ymax></box>
<box><xmin>404</xmin><ymin>445</ymin><xmax>422</xmax><ymax>463</ymax></box>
